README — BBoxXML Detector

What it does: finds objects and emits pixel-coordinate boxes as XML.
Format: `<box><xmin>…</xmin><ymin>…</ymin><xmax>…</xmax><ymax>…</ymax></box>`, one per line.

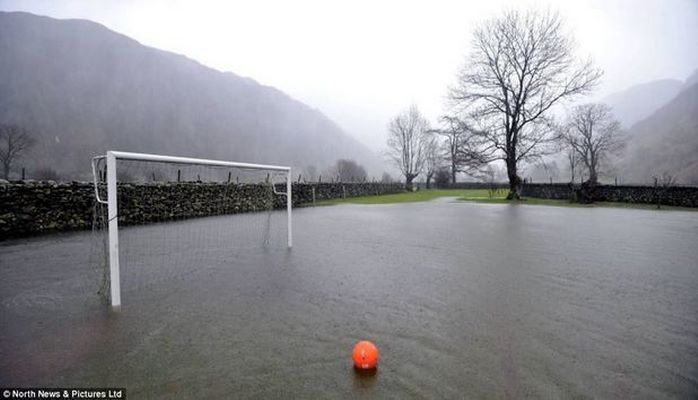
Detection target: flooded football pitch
<box><xmin>1</xmin><ymin>199</ymin><xmax>697</xmax><ymax>398</ymax></box>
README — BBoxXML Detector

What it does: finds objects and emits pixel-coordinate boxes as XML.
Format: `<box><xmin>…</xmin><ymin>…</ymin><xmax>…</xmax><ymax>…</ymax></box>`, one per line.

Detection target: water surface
<box><xmin>1</xmin><ymin>200</ymin><xmax>697</xmax><ymax>398</ymax></box>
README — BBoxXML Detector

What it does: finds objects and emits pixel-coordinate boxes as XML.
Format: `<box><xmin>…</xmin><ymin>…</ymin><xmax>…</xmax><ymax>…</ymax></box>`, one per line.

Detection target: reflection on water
<box><xmin>352</xmin><ymin>367</ymin><xmax>378</xmax><ymax>391</ymax></box>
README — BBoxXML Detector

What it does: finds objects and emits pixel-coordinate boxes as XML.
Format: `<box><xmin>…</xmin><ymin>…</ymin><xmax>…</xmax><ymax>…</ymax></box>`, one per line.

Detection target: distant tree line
<box><xmin>0</xmin><ymin>127</ymin><xmax>395</xmax><ymax>185</ymax></box>
<box><xmin>298</xmin><ymin>159</ymin><xmax>395</xmax><ymax>184</ymax></box>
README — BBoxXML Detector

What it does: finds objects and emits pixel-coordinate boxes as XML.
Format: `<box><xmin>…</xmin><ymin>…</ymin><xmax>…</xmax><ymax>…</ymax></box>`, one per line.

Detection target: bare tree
<box><xmin>479</xmin><ymin>165</ymin><xmax>501</xmax><ymax>198</ymax></box>
<box><xmin>334</xmin><ymin>159</ymin><xmax>367</xmax><ymax>182</ymax></box>
<box><xmin>0</xmin><ymin>124</ymin><xmax>35</xmax><ymax>180</ymax></box>
<box><xmin>303</xmin><ymin>165</ymin><xmax>318</xmax><ymax>182</ymax></box>
<box><xmin>433</xmin><ymin>116</ymin><xmax>462</xmax><ymax>184</ymax></box>
<box><xmin>433</xmin><ymin>167</ymin><xmax>451</xmax><ymax>188</ymax></box>
<box><xmin>380</xmin><ymin>172</ymin><xmax>393</xmax><ymax>183</ymax></box>
<box><xmin>386</xmin><ymin>105</ymin><xmax>431</xmax><ymax>190</ymax></box>
<box><xmin>563</xmin><ymin>103</ymin><xmax>624</xmax><ymax>184</ymax></box>
<box><xmin>431</xmin><ymin>116</ymin><xmax>486</xmax><ymax>183</ymax></box>
<box><xmin>423</xmin><ymin>132</ymin><xmax>440</xmax><ymax>189</ymax></box>
<box><xmin>566</xmin><ymin>148</ymin><xmax>579</xmax><ymax>183</ymax></box>
<box><xmin>653</xmin><ymin>172</ymin><xmax>676</xmax><ymax>209</ymax></box>
<box><xmin>449</xmin><ymin>10</ymin><xmax>601</xmax><ymax>199</ymax></box>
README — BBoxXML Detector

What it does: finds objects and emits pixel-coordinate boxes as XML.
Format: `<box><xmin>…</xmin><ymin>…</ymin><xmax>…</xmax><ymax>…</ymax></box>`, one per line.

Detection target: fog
<box><xmin>1</xmin><ymin>0</ymin><xmax>696</xmax><ymax>152</ymax></box>
<box><xmin>1</xmin><ymin>3</ymin><xmax>698</xmax><ymax>396</ymax></box>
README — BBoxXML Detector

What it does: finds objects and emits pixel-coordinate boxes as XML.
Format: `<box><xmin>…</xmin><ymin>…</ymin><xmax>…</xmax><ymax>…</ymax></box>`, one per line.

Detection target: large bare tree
<box><xmin>449</xmin><ymin>10</ymin><xmax>601</xmax><ymax>199</ymax></box>
<box><xmin>386</xmin><ymin>105</ymin><xmax>430</xmax><ymax>189</ymax></box>
<box><xmin>563</xmin><ymin>103</ymin><xmax>624</xmax><ymax>184</ymax></box>
<box><xmin>0</xmin><ymin>124</ymin><xmax>34</xmax><ymax>180</ymax></box>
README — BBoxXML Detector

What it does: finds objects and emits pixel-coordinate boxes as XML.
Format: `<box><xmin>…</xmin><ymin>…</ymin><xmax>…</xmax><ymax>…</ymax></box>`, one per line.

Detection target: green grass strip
<box><xmin>312</xmin><ymin>188</ymin><xmax>696</xmax><ymax>211</ymax></box>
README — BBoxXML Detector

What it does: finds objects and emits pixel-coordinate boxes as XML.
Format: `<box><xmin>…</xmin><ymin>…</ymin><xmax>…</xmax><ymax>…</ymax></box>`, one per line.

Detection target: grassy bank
<box><xmin>313</xmin><ymin>188</ymin><xmax>697</xmax><ymax>211</ymax></box>
<box><xmin>313</xmin><ymin>188</ymin><xmax>501</xmax><ymax>205</ymax></box>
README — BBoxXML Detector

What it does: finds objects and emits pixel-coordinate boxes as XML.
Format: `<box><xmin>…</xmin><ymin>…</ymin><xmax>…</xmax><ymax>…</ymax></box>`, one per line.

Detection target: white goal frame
<box><xmin>91</xmin><ymin>151</ymin><xmax>292</xmax><ymax>310</ymax></box>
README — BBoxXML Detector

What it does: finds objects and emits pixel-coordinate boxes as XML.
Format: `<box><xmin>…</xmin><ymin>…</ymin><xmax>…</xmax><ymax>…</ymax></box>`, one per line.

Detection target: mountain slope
<box><xmin>682</xmin><ymin>68</ymin><xmax>698</xmax><ymax>91</ymax></box>
<box><xmin>0</xmin><ymin>11</ymin><xmax>384</xmax><ymax>179</ymax></box>
<box><xmin>603</xmin><ymin>79</ymin><xmax>682</xmax><ymax>128</ymax></box>
<box><xmin>618</xmin><ymin>83</ymin><xmax>698</xmax><ymax>184</ymax></box>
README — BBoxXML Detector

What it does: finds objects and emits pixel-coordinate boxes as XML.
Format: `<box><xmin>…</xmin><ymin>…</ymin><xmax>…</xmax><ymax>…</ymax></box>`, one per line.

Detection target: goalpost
<box><xmin>91</xmin><ymin>151</ymin><xmax>292</xmax><ymax>310</ymax></box>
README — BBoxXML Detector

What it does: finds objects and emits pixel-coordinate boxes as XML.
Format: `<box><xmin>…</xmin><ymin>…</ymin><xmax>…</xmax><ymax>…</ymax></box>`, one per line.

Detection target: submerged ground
<box><xmin>1</xmin><ymin>199</ymin><xmax>697</xmax><ymax>398</ymax></box>
<box><xmin>318</xmin><ymin>188</ymin><xmax>698</xmax><ymax>211</ymax></box>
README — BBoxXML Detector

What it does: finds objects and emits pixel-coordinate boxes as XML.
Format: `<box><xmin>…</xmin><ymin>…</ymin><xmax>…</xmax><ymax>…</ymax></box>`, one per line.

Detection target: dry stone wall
<box><xmin>0</xmin><ymin>181</ymin><xmax>403</xmax><ymax>239</ymax></box>
<box><xmin>3</xmin><ymin>180</ymin><xmax>695</xmax><ymax>240</ymax></box>
<box><xmin>521</xmin><ymin>183</ymin><xmax>698</xmax><ymax>208</ymax></box>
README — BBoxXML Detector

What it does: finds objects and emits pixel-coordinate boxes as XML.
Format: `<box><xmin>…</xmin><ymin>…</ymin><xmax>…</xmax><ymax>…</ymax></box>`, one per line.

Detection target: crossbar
<box><xmin>109</xmin><ymin>151</ymin><xmax>291</xmax><ymax>172</ymax></box>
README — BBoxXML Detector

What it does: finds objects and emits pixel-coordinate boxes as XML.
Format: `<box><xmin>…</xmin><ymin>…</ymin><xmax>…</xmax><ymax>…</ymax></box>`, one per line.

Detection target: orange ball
<box><xmin>352</xmin><ymin>340</ymin><xmax>379</xmax><ymax>369</ymax></box>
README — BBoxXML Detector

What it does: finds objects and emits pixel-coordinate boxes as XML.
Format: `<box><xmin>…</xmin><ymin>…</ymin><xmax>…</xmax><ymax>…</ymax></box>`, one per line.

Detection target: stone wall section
<box><xmin>0</xmin><ymin>181</ymin><xmax>404</xmax><ymax>239</ymax></box>
<box><xmin>520</xmin><ymin>183</ymin><xmax>698</xmax><ymax>207</ymax></box>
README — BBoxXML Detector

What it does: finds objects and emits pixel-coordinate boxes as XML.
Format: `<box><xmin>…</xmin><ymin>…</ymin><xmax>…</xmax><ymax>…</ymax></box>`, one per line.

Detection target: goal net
<box><xmin>90</xmin><ymin>151</ymin><xmax>292</xmax><ymax>309</ymax></box>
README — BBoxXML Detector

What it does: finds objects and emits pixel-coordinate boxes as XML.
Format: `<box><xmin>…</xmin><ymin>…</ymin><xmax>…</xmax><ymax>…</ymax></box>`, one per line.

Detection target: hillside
<box><xmin>0</xmin><ymin>12</ymin><xmax>385</xmax><ymax>180</ymax></box>
<box><xmin>603</xmin><ymin>79</ymin><xmax>682</xmax><ymax>128</ymax></box>
<box><xmin>682</xmin><ymin>69</ymin><xmax>698</xmax><ymax>91</ymax></box>
<box><xmin>618</xmin><ymin>83</ymin><xmax>698</xmax><ymax>184</ymax></box>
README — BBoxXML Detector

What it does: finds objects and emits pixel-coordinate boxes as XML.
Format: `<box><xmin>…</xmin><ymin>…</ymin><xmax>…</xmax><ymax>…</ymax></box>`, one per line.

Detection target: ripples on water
<box><xmin>1</xmin><ymin>202</ymin><xmax>697</xmax><ymax>398</ymax></box>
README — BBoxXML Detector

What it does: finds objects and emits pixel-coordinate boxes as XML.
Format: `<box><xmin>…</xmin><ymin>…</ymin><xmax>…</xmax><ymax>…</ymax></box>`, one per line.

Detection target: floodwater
<box><xmin>1</xmin><ymin>199</ymin><xmax>697</xmax><ymax>399</ymax></box>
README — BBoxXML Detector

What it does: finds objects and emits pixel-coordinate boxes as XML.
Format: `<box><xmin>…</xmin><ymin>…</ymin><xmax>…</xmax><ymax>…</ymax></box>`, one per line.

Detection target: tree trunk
<box><xmin>505</xmin><ymin>158</ymin><xmax>521</xmax><ymax>200</ymax></box>
<box><xmin>588</xmin><ymin>158</ymin><xmax>598</xmax><ymax>184</ymax></box>
<box><xmin>2</xmin><ymin>163</ymin><xmax>9</xmax><ymax>180</ymax></box>
<box><xmin>405</xmin><ymin>174</ymin><xmax>416</xmax><ymax>191</ymax></box>
<box><xmin>426</xmin><ymin>174</ymin><xmax>433</xmax><ymax>189</ymax></box>
<box><xmin>588</xmin><ymin>171</ymin><xmax>598</xmax><ymax>185</ymax></box>
<box><xmin>451</xmin><ymin>162</ymin><xmax>456</xmax><ymax>184</ymax></box>
<box><xmin>576</xmin><ymin>180</ymin><xmax>596</xmax><ymax>204</ymax></box>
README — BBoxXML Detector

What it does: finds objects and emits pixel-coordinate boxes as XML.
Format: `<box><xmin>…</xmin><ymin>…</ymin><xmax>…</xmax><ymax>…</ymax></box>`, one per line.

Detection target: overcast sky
<box><xmin>1</xmin><ymin>0</ymin><xmax>697</xmax><ymax>152</ymax></box>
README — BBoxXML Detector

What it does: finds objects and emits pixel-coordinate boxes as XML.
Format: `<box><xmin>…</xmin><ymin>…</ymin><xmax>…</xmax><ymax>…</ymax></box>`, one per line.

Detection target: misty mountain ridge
<box><xmin>603</xmin><ymin>79</ymin><xmax>682</xmax><ymax>128</ymax></box>
<box><xmin>525</xmin><ymin>69</ymin><xmax>698</xmax><ymax>184</ymax></box>
<box><xmin>682</xmin><ymin>69</ymin><xmax>698</xmax><ymax>91</ymax></box>
<box><xmin>618</xmin><ymin>81</ymin><xmax>698</xmax><ymax>184</ymax></box>
<box><xmin>1</xmin><ymin>11</ymin><xmax>696</xmax><ymax>185</ymax></box>
<box><xmin>0</xmin><ymin>11</ymin><xmax>385</xmax><ymax>180</ymax></box>
<box><xmin>603</xmin><ymin>68</ymin><xmax>698</xmax><ymax>129</ymax></box>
